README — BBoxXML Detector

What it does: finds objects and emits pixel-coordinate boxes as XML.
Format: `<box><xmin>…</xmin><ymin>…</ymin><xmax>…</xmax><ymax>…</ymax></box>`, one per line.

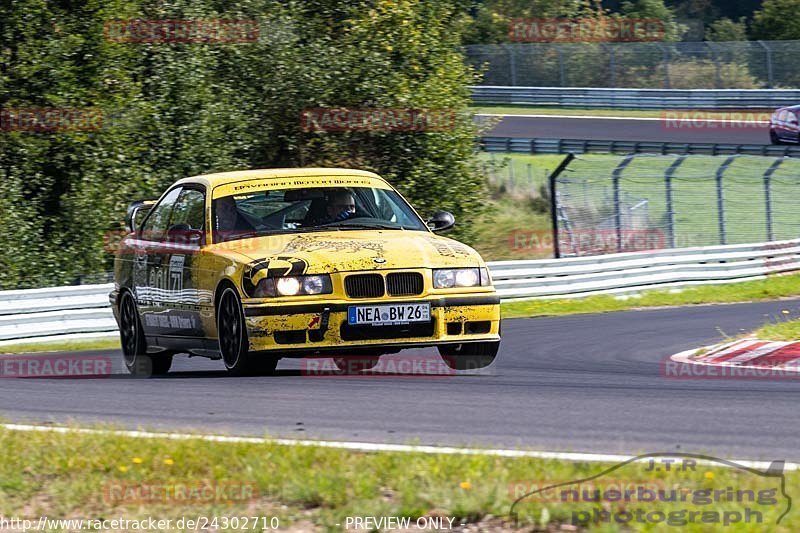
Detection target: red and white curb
<box><xmin>668</xmin><ymin>338</ymin><xmax>800</xmax><ymax>377</ymax></box>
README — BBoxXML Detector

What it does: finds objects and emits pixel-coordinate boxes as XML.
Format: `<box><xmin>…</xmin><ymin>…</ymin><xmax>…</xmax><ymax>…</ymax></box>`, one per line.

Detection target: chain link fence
<box><xmin>465</xmin><ymin>41</ymin><xmax>800</xmax><ymax>89</ymax></box>
<box><xmin>552</xmin><ymin>154</ymin><xmax>800</xmax><ymax>257</ymax></box>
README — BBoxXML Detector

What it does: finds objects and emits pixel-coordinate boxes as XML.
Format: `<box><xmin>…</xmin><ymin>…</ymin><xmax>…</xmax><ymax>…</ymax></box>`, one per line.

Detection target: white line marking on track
<box><xmin>2</xmin><ymin>423</ymin><xmax>795</xmax><ymax>471</ymax></box>
<box><xmin>475</xmin><ymin>113</ymin><xmax>771</xmax><ymax>125</ymax></box>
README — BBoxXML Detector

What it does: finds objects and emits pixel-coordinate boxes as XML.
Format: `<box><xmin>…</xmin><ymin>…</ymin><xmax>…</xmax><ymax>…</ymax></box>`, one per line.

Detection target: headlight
<box><xmin>433</xmin><ymin>269</ymin><xmax>456</xmax><ymax>288</ymax></box>
<box><xmin>276</xmin><ymin>277</ymin><xmax>302</xmax><ymax>296</ymax></box>
<box><xmin>433</xmin><ymin>268</ymin><xmax>490</xmax><ymax>289</ymax></box>
<box><xmin>302</xmin><ymin>275</ymin><xmax>328</xmax><ymax>295</ymax></box>
<box><xmin>256</xmin><ymin>275</ymin><xmax>332</xmax><ymax>297</ymax></box>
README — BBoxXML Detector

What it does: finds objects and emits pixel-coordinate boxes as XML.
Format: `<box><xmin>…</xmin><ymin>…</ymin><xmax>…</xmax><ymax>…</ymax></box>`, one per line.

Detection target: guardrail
<box><xmin>488</xmin><ymin>239</ymin><xmax>800</xmax><ymax>301</ymax></box>
<box><xmin>472</xmin><ymin>86</ymin><xmax>800</xmax><ymax>109</ymax></box>
<box><xmin>2</xmin><ymin>238</ymin><xmax>800</xmax><ymax>343</ymax></box>
<box><xmin>0</xmin><ymin>284</ymin><xmax>116</xmax><ymax>343</ymax></box>
<box><xmin>481</xmin><ymin>136</ymin><xmax>800</xmax><ymax>157</ymax></box>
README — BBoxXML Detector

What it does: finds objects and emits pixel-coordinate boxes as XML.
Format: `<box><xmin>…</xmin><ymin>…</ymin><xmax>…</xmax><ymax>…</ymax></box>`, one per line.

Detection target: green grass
<box><xmin>470</xmin><ymin>196</ymin><xmax>552</xmax><ymax>261</ymax></box>
<box><xmin>502</xmin><ymin>273</ymin><xmax>800</xmax><ymax>319</ymax></box>
<box><xmin>0</xmin><ymin>424</ymin><xmax>795</xmax><ymax>531</ymax></box>
<box><xmin>753</xmin><ymin>316</ymin><xmax>800</xmax><ymax>341</ymax></box>
<box><xmin>0</xmin><ymin>338</ymin><xmax>120</xmax><ymax>355</ymax></box>
<box><xmin>471</xmin><ymin>105</ymin><xmax>771</xmax><ymax>119</ymax></box>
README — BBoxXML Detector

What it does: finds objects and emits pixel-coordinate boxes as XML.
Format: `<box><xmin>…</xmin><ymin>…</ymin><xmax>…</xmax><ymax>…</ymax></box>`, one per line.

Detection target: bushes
<box><xmin>0</xmin><ymin>0</ymin><xmax>485</xmax><ymax>289</ymax></box>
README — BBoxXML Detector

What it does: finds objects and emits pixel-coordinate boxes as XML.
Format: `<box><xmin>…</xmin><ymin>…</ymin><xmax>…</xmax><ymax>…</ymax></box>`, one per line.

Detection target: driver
<box><xmin>324</xmin><ymin>189</ymin><xmax>356</xmax><ymax>223</ymax></box>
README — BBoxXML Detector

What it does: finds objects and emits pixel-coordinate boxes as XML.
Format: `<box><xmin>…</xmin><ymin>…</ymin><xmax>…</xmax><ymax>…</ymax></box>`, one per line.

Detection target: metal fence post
<box><xmin>548</xmin><ymin>154</ymin><xmax>576</xmax><ymax>259</ymax></box>
<box><xmin>707</xmin><ymin>42</ymin><xmax>722</xmax><ymax>89</ymax></box>
<box><xmin>664</xmin><ymin>155</ymin><xmax>687</xmax><ymax>248</ymax></box>
<box><xmin>657</xmin><ymin>44</ymin><xmax>671</xmax><ymax>89</ymax></box>
<box><xmin>758</xmin><ymin>41</ymin><xmax>774</xmax><ymax>88</ymax></box>
<box><xmin>612</xmin><ymin>155</ymin><xmax>635</xmax><ymax>253</ymax></box>
<box><xmin>556</xmin><ymin>45</ymin><xmax>566</xmax><ymax>86</ymax></box>
<box><xmin>715</xmin><ymin>156</ymin><xmax>737</xmax><ymax>245</ymax></box>
<box><xmin>763</xmin><ymin>158</ymin><xmax>784</xmax><ymax>241</ymax></box>
<box><xmin>503</xmin><ymin>44</ymin><xmax>517</xmax><ymax>86</ymax></box>
<box><xmin>601</xmin><ymin>43</ymin><xmax>616</xmax><ymax>87</ymax></box>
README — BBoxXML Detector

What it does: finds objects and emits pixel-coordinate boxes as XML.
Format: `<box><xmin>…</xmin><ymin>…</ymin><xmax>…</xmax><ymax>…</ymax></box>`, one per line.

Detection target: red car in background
<box><xmin>770</xmin><ymin>106</ymin><xmax>800</xmax><ymax>144</ymax></box>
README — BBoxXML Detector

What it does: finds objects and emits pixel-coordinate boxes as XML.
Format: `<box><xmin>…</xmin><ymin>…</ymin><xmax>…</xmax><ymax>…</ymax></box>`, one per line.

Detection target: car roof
<box><xmin>174</xmin><ymin>168</ymin><xmax>387</xmax><ymax>188</ymax></box>
<box><xmin>776</xmin><ymin>105</ymin><xmax>800</xmax><ymax>113</ymax></box>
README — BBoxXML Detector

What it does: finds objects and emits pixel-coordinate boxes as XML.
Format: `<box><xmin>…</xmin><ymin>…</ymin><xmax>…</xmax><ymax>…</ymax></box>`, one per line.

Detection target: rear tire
<box><xmin>438</xmin><ymin>341</ymin><xmax>499</xmax><ymax>371</ymax></box>
<box><xmin>217</xmin><ymin>286</ymin><xmax>277</xmax><ymax>376</ymax></box>
<box><xmin>119</xmin><ymin>292</ymin><xmax>172</xmax><ymax>377</ymax></box>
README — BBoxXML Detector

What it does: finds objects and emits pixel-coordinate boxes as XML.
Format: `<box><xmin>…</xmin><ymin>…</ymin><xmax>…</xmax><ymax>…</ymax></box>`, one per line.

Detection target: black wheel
<box><xmin>770</xmin><ymin>131</ymin><xmax>782</xmax><ymax>145</ymax></box>
<box><xmin>217</xmin><ymin>286</ymin><xmax>277</xmax><ymax>376</ymax></box>
<box><xmin>119</xmin><ymin>292</ymin><xmax>172</xmax><ymax>377</ymax></box>
<box><xmin>438</xmin><ymin>341</ymin><xmax>499</xmax><ymax>370</ymax></box>
<box><xmin>333</xmin><ymin>356</ymin><xmax>380</xmax><ymax>373</ymax></box>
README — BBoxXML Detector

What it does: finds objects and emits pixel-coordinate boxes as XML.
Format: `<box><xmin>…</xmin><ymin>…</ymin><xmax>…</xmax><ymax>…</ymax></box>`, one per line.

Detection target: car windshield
<box><xmin>212</xmin><ymin>186</ymin><xmax>428</xmax><ymax>242</ymax></box>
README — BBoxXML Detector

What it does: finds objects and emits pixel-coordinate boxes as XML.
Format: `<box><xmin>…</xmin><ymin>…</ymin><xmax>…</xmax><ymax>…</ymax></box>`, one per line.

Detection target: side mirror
<box><xmin>125</xmin><ymin>200</ymin><xmax>155</xmax><ymax>233</ymax></box>
<box><xmin>426</xmin><ymin>211</ymin><xmax>455</xmax><ymax>232</ymax></box>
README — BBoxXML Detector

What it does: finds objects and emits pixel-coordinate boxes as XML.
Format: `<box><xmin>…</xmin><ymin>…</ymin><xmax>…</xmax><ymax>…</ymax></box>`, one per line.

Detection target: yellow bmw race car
<box><xmin>110</xmin><ymin>168</ymin><xmax>500</xmax><ymax>376</ymax></box>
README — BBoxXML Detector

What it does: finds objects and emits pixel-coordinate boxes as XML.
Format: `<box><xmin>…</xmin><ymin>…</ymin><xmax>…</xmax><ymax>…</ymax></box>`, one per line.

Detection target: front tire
<box><xmin>770</xmin><ymin>131</ymin><xmax>782</xmax><ymax>145</ymax></box>
<box><xmin>217</xmin><ymin>286</ymin><xmax>277</xmax><ymax>376</ymax></box>
<box><xmin>119</xmin><ymin>292</ymin><xmax>172</xmax><ymax>377</ymax></box>
<box><xmin>438</xmin><ymin>341</ymin><xmax>499</xmax><ymax>370</ymax></box>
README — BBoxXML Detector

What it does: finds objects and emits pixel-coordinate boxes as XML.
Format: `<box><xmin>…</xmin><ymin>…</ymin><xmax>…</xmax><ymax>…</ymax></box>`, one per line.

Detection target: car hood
<box><xmin>211</xmin><ymin>230</ymin><xmax>484</xmax><ymax>273</ymax></box>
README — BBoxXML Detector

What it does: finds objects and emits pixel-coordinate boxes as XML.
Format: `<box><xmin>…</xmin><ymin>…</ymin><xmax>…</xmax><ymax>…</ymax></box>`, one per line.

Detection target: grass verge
<box><xmin>502</xmin><ymin>273</ymin><xmax>800</xmax><ymax>319</ymax></box>
<box><xmin>0</xmin><ymin>425</ymin><xmax>794</xmax><ymax>531</ymax></box>
<box><xmin>0</xmin><ymin>338</ymin><xmax>120</xmax><ymax>355</ymax></box>
<box><xmin>752</xmin><ymin>317</ymin><xmax>800</xmax><ymax>341</ymax></box>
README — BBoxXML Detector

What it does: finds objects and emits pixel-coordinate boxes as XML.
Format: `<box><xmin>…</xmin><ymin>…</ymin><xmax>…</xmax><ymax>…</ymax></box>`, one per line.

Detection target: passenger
<box><xmin>215</xmin><ymin>196</ymin><xmax>256</xmax><ymax>241</ymax></box>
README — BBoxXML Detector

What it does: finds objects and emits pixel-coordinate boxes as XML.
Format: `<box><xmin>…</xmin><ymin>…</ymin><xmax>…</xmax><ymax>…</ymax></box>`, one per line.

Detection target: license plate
<box><xmin>348</xmin><ymin>303</ymin><xmax>431</xmax><ymax>326</ymax></box>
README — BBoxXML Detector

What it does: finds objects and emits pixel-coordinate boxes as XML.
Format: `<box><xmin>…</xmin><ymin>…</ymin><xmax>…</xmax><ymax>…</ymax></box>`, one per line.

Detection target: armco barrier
<box><xmin>0</xmin><ymin>283</ymin><xmax>116</xmax><ymax>342</ymax></box>
<box><xmin>488</xmin><ymin>239</ymin><xmax>800</xmax><ymax>301</ymax></box>
<box><xmin>481</xmin><ymin>136</ymin><xmax>800</xmax><ymax>157</ymax></box>
<box><xmin>472</xmin><ymin>86</ymin><xmax>800</xmax><ymax>109</ymax></box>
<box><xmin>1</xmin><ymin>238</ymin><xmax>799</xmax><ymax>343</ymax></box>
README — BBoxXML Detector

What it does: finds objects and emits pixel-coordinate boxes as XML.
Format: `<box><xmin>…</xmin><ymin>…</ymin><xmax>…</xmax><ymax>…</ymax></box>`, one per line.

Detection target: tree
<box><xmin>705</xmin><ymin>17</ymin><xmax>748</xmax><ymax>41</ymax></box>
<box><xmin>752</xmin><ymin>0</ymin><xmax>800</xmax><ymax>40</ymax></box>
<box><xmin>461</xmin><ymin>0</ymin><xmax>597</xmax><ymax>44</ymax></box>
<box><xmin>0</xmin><ymin>0</ymin><xmax>491</xmax><ymax>288</ymax></box>
<box><xmin>619</xmin><ymin>0</ymin><xmax>687</xmax><ymax>41</ymax></box>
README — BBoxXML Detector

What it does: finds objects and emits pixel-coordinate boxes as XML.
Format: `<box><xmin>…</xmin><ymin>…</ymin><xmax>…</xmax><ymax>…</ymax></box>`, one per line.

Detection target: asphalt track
<box><xmin>480</xmin><ymin>114</ymin><xmax>771</xmax><ymax>144</ymax></box>
<box><xmin>3</xmin><ymin>299</ymin><xmax>800</xmax><ymax>461</ymax></box>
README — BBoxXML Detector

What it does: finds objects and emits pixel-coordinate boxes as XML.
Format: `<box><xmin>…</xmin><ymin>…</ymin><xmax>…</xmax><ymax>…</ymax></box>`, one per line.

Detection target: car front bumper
<box><xmin>242</xmin><ymin>293</ymin><xmax>500</xmax><ymax>355</ymax></box>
